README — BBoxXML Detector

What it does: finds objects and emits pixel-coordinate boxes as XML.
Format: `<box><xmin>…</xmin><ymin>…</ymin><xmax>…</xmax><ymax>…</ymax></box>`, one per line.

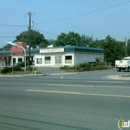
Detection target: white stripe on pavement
<box><xmin>84</xmin><ymin>81</ymin><xmax>125</xmax><ymax>83</ymax></box>
<box><xmin>50</xmin><ymin>73</ymin><xmax>78</xmax><ymax>75</ymax></box>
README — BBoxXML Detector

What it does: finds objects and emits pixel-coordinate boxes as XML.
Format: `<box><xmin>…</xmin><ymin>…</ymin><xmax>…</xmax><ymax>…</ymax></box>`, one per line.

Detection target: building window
<box><xmin>13</xmin><ymin>58</ymin><xmax>16</xmax><ymax>65</ymax></box>
<box><xmin>65</xmin><ymin>55</ymin><xmax>72</xmax><ymax>63</ymax></box>
<box><xmin>36</xmin><ymin>58</ymin><xmax>42</xmax><ymax>64</ymax></box>
<box><xmin>18</xmin><ymin>58</ymin><xmax>22</xmax><ymax>62</ymax></box>
<box><xmin>45</xmin><ymin>56</ymin><xmax>51</xmax><ymax>64</ymax></box>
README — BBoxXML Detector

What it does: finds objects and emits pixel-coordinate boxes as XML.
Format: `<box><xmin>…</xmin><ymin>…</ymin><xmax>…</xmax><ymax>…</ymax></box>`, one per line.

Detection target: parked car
<box><xmin>15</xmin><ymin>61</ymin><xmax>26</xmax><ymax>67</ymax></box>
<box><xmin>115</xmin><ymin>59</ymin><xmax>130</xmax><ymax>72</ymax></box>
<box><xmin>15</xmin><ymin>61</ymin><xmax>33</xmax><ymax>67</ymax></box>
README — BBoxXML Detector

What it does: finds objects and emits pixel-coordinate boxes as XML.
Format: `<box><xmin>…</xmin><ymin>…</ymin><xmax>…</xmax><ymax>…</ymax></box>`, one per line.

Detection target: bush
<box><xmin>74</xmin><ymin>62</ymin><xmax>92</xmax><ymax>70</ymax></box>
<box><xmin>60</xmin><ymin>66</ymin><xmax>70</xmax><ymax>70</ymax></box>
<box><xmin>1</xmin><ymin>66</ymin><xmax>24</xmax><ymax>74</ymax></box>
<box><xmin>1</xmin><ymin>67</ymin><xmax>12</xmax><ymax>74</ymax></box>
<box><xmin>13</xmin><ymin>65</ymin><xmax>22</xmax><ymax>71</ymax></box>
<box><xmin>60</xmin><ymin>62</ymin><xmax>113</xmax><ymax>72</ymax></box>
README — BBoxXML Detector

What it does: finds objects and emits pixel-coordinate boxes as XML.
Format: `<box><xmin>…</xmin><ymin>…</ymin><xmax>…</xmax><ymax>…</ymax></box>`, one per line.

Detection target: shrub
<box><xmin>1</xmin><ymin>66</ymin><xmax>24</xmax><ymax>74</ymax></box>
<box><xmin>60</xmin><ymin>66</ymin><xmax>70</xmax><ymax>70</ymax></box>
<box><xmin>60</xmin><ymin>62</ymin><xmax>113</xmax><ymax>72</ymax></box>
<box><xmin>13</xmin><ymin>65</ymin><xmax>22</xmax><ymax>71</ymax></box>
<box><xmin>1</xmin><ymin>67</ymin><xmax>12</xmax><ymax>74</ymax></box>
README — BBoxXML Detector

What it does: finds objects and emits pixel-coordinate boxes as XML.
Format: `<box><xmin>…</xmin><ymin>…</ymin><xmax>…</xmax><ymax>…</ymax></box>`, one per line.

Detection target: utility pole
<box><xmin>125</xmin><ymin>37</ymin><xmax>128</xmax><ymax>56</ymax></box>
<box><xmin>26</xmin><ymin>12</ymin><xmax>35</xmax><ymax>67</ymax></box>
<box><xmin>125</xmin><ymin>37</ymin><xmax>128</xmax><ymax>47</ymax></box>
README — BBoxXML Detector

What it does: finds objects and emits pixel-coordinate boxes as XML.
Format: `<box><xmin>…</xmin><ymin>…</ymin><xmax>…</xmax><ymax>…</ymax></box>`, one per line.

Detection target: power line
<box><xmin>0</xmin><ymin>24</ymin><xmax>27</xmax><ymax>27</ymax></box>
<box><xmin>0</xmin><ymin>36</ymin><xmax>16</xmax><ymax>38</ymax></box>
<box><xmin>36</xmin><ymin>0</ymin><xmax>130</xmax><ymax>25</ymax></box>
<box><xmin>34</xmin><ymin>28</ymin><xmax>57</xmax><ymax>36</ymax></box>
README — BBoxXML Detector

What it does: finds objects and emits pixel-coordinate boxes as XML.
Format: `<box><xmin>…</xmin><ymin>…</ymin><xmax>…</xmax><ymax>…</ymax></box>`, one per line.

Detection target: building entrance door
<box><xmin>55</xmin><ymin>56</ymin><xmax>62</xmax><ymax>65</ymax></box>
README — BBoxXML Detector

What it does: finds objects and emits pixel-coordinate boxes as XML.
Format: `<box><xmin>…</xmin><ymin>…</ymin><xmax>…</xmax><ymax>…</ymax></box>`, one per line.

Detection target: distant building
<box><xmin>0</xmin><ymin>45</ymin><xmax>104</xmax><ymax>67</ymax></box>
<box><xmin>35</xmin><ymin>46</ymin><xmax>104</xmax><ymax>67</ymax></box>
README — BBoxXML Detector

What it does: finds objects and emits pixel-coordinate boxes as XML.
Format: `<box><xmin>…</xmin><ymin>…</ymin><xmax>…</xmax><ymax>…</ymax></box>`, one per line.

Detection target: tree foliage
<box><xmin>2</xmin><ymin>29</ymin><xmax>127</xmax><ymax>66</ymax></box>
<box><xmin>80</xmin><ymin>34</ymin><xmax>93</xmax><ymax>47</ymax></box>
<box><xmin>55</xmin><ymin>31</ymin><xmax>81</xmax><ymax>46</ymax></box>
<box><xmin>3</xmin><ymin>44</ymin><xmax>12</xmax><ymax>50</ymax></box>
<box><xmin>83</xmin><ymin>35</ymin><xmax>126</xmax><ymax>65</ymax></box>
<box><xmin>14</xmin><ymin>30</ymin><xmax>47</xmax><ymax>48</ymax></box>
<box><xmin>101</xmin><ymin>35</ymin><xmax>126</xmax><ymax>65</ymax></box>
<box><xmin>127</xmin><ymin>39</ymin><xmax>130</xmax><ymax>56</ymax></box>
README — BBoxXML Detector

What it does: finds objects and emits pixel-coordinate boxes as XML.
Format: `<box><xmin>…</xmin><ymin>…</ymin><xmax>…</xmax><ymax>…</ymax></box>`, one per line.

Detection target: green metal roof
<box><xmin>40</xmin><ymin>46</ymin><xmax>104</xmax><ymax>53</ymax></box>
<box><xmin>0</xmin><ymin>46</ymin><xmax>104</xmax><ymax>57</ymax></box>
<box><xmin>63</xmin><ymin>46</ymin><xmax>104</xmax><ymax>53</ymax></box>
<box><xmin>0</xmin><ymin>48</ymin><xmax>40</xmax><ymax>56</ymax></box>
<box><xmin>26</xmin><ymin>48</ymin><xmax>39</xmax><ymax>54</ymax></box>
<box><xmin>0</xmin><ymin>51</ymin><xmax>11</xmax><ymax>56</ymax></box>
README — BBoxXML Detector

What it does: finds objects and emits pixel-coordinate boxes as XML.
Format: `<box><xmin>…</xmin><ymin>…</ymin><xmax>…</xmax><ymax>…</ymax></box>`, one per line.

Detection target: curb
<box><xmin>106</xmin><ymin>75</ymin><xmax>130</xmax><ymax>80</ymax></box>
<box><xmin>0</xmin><ymin>73</ymin><xmax>47</xmax><ymax>77</ymax></box>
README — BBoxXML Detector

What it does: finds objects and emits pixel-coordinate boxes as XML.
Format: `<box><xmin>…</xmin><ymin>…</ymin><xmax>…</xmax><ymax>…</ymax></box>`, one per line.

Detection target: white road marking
<box><xmin>50</xmin><ymin>73</ymin><xmax>78</xmax><ymax>75</ymax></box>
<box><xmin>42</xmin><ymin>84</ymin><xmax>130</xmax><ymax>89</ymax></box>
<box><xmin>45</xmin><ymin>84</ymin><xmax>94</xmax><ymax>87</ymax></box>
<box><xmin>84</xmin><ymin>81</ymin><xmax>125</xmax><ymax>83</ymax></box>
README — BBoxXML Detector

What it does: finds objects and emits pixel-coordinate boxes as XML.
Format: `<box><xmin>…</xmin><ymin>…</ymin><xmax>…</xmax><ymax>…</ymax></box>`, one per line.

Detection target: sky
<box><xmin>0</xmin><ymin>0</ymin><xmax>130</xmax><ymax>47</ymax></box>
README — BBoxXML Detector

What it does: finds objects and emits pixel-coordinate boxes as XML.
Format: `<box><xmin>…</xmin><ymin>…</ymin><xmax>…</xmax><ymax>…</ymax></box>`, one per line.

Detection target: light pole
<box><xmin>7</xmin><ymin>42</ymin><xmax>26</xmax><ymax>71</ymax></box>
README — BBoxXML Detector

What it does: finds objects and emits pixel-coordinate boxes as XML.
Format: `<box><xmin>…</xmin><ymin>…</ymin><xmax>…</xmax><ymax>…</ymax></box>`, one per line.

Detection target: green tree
<box><xmin>14</xmin><ymin>30</ymin><xmax>47</xmax><ymax>48</ymax></box>
<box><xmin>127</xmin><ymin>39</ymin><xmax>130</xmax><ymax>56</ymax></box>
<box><xmin>92</xmin><ymin>39</ymin><xmax>105</xmax><ymax>48</ymax></box>
<box><xmin>55</xmin><ymin>31</ymin><xmax>81</xmax><ymax>46</ymax></box>
<box><xmin>80</xmin><ymin>34</ymin><xmax>93</xmax><ymax>47</ymax></box>
<box><xmin>103</xmin><ymin>35</ymin><xmax>126</xmax><ymax>65</ymax></box>
<box><xmin>2</xmin><ymin>44</ymin><xmax>12</xmax><ymax>50</ymax></box>
<box><xmin>46</xmin><ymin>39</ymin><xmax>56</xmax><ymax>46</ymax></box>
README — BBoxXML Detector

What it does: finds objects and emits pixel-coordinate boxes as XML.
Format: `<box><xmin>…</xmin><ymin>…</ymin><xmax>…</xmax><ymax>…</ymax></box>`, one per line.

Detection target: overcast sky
<box><xmin>0</xmin><ymin>0</ymin><xmax>130</xmax><ymax>47</ymax></box>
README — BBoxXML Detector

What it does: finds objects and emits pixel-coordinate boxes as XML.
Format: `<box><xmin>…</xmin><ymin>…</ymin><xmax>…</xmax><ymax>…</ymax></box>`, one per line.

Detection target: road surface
<box><xmin>0</xmin><ymin>70</ymin><xmax>130</xmax><ymax>130</ymax></box>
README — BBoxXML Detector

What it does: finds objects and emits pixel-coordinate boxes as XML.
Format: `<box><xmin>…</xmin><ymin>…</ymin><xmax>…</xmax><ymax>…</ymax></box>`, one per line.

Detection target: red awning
<box><xmin>10</xmin><ymin>42</ymin><xmax>27</xmax><ymax>55</ymax></box>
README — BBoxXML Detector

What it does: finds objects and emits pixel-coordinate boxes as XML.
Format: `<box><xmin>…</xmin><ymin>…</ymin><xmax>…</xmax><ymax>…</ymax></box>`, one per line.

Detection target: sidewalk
<box><xmin>0</xmin><ymin>74</ymin><xmax>47</xmax><ymax>77</ymax></box>
<box><xmin>106</xmin><ymin>74</ymin><xmax>130</xmax><ymax>80</ymax></box>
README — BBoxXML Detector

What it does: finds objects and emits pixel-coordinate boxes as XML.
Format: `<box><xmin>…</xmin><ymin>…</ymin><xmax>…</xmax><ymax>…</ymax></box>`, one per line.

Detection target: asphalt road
<box><xmin>0</xmin><ymin>70</ymin><xmax>130</xmax><ymax>130</ymax></box>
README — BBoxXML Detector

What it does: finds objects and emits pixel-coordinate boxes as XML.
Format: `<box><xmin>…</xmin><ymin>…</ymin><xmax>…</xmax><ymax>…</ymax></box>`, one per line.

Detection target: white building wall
<box><xmin>74</xmin><ymin>52</ymin><xmax>104</xmax><ymax>65</ymax></box>
<box><xmin>34</xmin><ymin>52</ymin><xmax>104</xmax><ymax>67</ymax></box>
<box><xmin>43</xmin><ymin>54</ymin><xmax>55</xmax><ymax>66</ymax></box>
<box><xmin>34</xmin><ymin>52</ymin><xmax>75</xmax><ymax>67</ymax></box>
<box><xmin>34</xmin><ymin>54</ymin><xmax>62</xmax><ymax>67</ymax></box>
<box><xmin>11</xmin><ymin>56</ymin><xmax>24</xmax><ymax>66</ymax></box>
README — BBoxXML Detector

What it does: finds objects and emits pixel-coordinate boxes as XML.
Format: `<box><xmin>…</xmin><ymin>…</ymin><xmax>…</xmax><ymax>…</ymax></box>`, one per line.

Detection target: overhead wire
<box><xmin>36</xmin><ymin>0</ymin><xmax>130</xmax><ymax>25</ymax></box>
<box><xmin>1</xmin><ymin>0</ymin><xmax>130</xmax><ymax>39</ymax></box>
<box><xmin>34</xmin><ymin>28</ymin><xmax>58</xmax><ymax>36</ymax></box>
<box><xmin>0</xmin><ymin>24</ymin><xmax>27</xmax><ymax>27</ymax></box>
<box><xmin>33</xmin><ymin>0</ymin><xmax>130</xmax><ymax>39</ymax></box>
<box><xmin>0</xmin><ymin>36</ymin><xmax>16</xmax><ymax>38</ymax></box>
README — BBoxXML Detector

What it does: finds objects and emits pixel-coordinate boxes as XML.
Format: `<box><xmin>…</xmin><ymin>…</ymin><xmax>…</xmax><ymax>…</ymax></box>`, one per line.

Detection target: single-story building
<box><xmin>0</xmin><ymin>43</ymin><xmax>104</xmax><ymax>67</ymax></box>
<box><xmin>0</xmin><ymin>51</ymin><xmax>11</xmax><ymax>67</ymax></box>
<box><xmin>34</xmin><ymin>46</ymin><xmax>104</xmax><ymax>67</ymax></box>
